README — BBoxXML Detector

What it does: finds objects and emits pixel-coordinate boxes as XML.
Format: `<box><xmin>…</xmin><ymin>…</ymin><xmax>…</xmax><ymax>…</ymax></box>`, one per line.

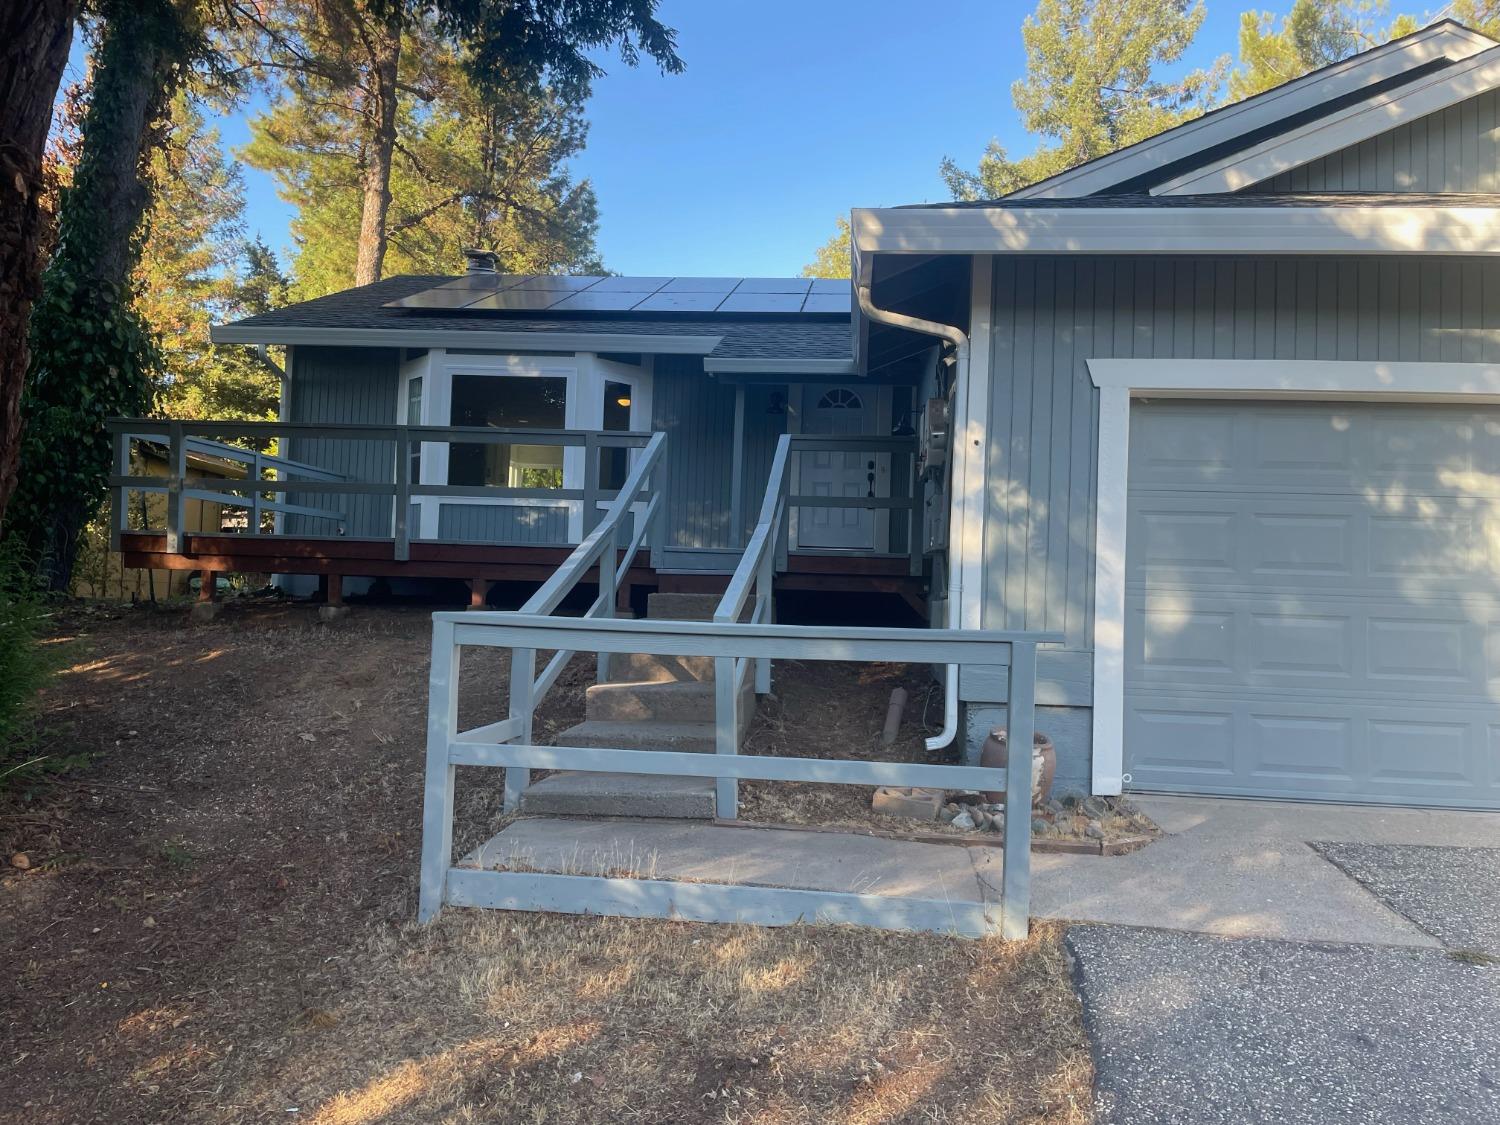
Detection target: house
<box><xmin>116</xmin><ymin>19</ymin><xmax>1500</xmax><ymax>814</ymax></box>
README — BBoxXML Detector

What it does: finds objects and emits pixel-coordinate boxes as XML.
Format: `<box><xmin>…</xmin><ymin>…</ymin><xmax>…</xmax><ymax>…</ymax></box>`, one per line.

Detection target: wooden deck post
<box><xmin>318</xmin><ymin>573</ymin><xmax>351</xmax><ymax>622</ymax></box>
<box><xmin>326</xmin><ymin>573</ymin><xmax>344</xmax><ymax>606</ymax></box>
<box><xmin>189</xmin><ymin>568</ymin><xmax>221</xmax><ymax>622</ymax></box>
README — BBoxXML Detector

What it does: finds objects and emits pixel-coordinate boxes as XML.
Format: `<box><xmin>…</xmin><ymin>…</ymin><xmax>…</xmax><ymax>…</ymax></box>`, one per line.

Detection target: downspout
<box><xmin>854</xmin><ymin>280</ymin><xmax>970</xmax><ymax>753</ymax></box>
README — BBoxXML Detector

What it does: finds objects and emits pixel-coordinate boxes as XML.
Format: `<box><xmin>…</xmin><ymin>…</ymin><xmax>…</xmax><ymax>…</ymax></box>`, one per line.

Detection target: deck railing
<box><xmin>107</xmin><ymin>419</ymin><xmax>656</xmax><ymax>559</ymax></box>
<box><xmin>496</xmin><ymin>430</ymin><xmax>669</xmax><ymax>809</ymax></box>
<box><xmin>419</xmin><ymin>612</ymin><xmax>1062</xmax><ymax>939</ymax></box>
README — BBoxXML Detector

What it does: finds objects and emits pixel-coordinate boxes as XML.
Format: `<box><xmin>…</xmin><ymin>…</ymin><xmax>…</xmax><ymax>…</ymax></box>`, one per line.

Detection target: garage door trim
<box><xmin>1087</xmin><ymin>358</ymin><xmax>1500</xmax><ymax>799</ymax></box>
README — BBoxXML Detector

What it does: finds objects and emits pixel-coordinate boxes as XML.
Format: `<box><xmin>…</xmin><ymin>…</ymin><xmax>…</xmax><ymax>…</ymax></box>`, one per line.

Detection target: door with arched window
<box><xmin>797</xmin><ymin>384</ymin><xmax>879</xmax><ymax>550</ymax></box>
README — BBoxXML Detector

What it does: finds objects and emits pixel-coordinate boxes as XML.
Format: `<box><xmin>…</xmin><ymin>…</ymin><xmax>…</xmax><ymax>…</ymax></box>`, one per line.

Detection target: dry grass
<box><xmin>0</xmin><ymin>602</ymin><xmax>1093</xmax><ymax>1124</ymax></box>
<box><xmin>236</xmin><ymin>914</ymin><xmax>1090</xmax><ymax>1125</ymax></box>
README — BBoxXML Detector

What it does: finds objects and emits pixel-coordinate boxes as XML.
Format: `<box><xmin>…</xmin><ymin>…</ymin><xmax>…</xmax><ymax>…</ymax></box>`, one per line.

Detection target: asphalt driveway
<box><xmin>1061</xmin><ymin>799</ymin><xmax>1500</xmax><ymax>1123</ymax></box>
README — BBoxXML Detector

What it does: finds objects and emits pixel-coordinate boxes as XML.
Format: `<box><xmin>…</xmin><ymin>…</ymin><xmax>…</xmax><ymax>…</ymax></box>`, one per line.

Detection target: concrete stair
<box><xmin>519</xmin><ymin>592</ymin><xmax>756</xmax><ymax>819</ymax></box>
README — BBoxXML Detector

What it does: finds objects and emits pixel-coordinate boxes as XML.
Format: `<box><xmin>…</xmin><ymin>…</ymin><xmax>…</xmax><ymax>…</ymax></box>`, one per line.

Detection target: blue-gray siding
<box><xmin>1261</xmin><ymin>89</ymin><xmax>1500</xmax><ymax>193</ymax></box>
<box><xmin>974</xmin><ymin>253</ymin><xmax>1500</xmax><ymax>705</ymax></box>
<box><xmin>436</xmin><ymin>504</ymin><xmax>570</xmax><ymax>544</ymax></box>
<box><xmin>286</xmin><ymin>346</ymin><xmax>399</xmax><ymax>537</ymax></box>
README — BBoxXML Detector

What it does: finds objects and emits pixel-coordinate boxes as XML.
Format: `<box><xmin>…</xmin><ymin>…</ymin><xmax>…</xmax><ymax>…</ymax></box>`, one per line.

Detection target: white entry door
<box><xmin>797</xmin><ymin>385</ymin><xmax>877</xmax><ymax>550</ymax></box>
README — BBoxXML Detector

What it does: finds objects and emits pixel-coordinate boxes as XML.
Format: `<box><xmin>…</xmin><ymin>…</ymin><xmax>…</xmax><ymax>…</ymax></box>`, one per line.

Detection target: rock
<box><xmin>1031</xmin><ymin>816</ymin><xmax>1049</xmax><ymax>835</ymax></box>
<box><xmin>986</xmin><ymin>813</ymin><xmax>1005</xmax><ymax>833</ymax></box>
<box><xmin>1085</xmin><ymin>819</ymin><xmax>1105</xmax><ymax>840</ymax></box>
<box><xmin>1060</xmin><ymin>794</ymin><xmax>1079</xmax><ymax>810</ymax></box>
<box><xmin>1081</xmin><ymin>795</ymin><xmax>1110</xmax><ymax>820</ymax></box>
<box><xmin>939</xmin><ymin>805</ymin><xmax>958</xmax><ymax>824</ymax></box>
<box><xmin>871</xmin><ymin>786</ymin><xmax>945</xmax><ymax>822</ymax></box>
<box><xmin>951</xmin><ymin>810</ymin><xmax>976</xmax><ymax>830</ymax></box>
<box><xmin>1044</xmin><ymin>798</ymin><xmax>1065</xmax><ymax>815</ymax></box>
<box><xmin>9</xmin><ymin>852</ymin><xmax>30</xmax><ymax>870</ymax></box>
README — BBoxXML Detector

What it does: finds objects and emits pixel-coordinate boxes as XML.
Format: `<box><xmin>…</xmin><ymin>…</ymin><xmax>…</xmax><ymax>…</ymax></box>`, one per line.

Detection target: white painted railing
<box><xmin>419</xmin><ymin>611</ymin><xmax>1061</xmax><ymax>940</ymax></box>
<box><xmin>106</xmin><ymin>419</ymin><xmax>656</xmax><ymax>558</ymax></box>
<box><xmin>497</xmin><ymin>431</ymin><xmax>669</xmax><ymax>809</ymax></box>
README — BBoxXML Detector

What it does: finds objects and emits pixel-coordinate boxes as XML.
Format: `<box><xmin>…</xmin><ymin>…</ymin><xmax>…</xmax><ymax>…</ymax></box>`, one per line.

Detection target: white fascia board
<box><xmin>1155</xmin><ymin>42</ymin><xmax>1500</xmax><ymax>195</ymax></box>
<box><xmin>703</xmin><ymin>357</ymin><xmax>856</xmax><ymax>375</ymax></box>
<box><xmin>1012</xmin><ymin>23</ymin><xmax>1494</xmax><ymax>200</ymax></box>
<box><xmin>210</xmin><ymin>324</ymin><xmax>724</xmax><ymax>355</ymax></box>
<box><xmin>851</xmin><ymin>203</ymin><xmax>1500</xmax><ymax>257</ymax></box>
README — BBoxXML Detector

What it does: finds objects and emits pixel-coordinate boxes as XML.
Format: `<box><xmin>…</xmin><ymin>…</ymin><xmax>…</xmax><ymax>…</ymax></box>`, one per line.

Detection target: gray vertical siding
<box><xmin>1260</xmin><ymin>89</ymin><xmax>1500</xmax><ymax>192</ymax></box>
<box><xmin>286</xmin><ymin>346</ymin><xmax>399</xmax><ymax>537</ymax></box>
<box><xmin>738</xmin><ymin>383</ymin><xmax>789</xmax><ymax>542</ymax></box>
<box><xmin>436</xmin><ymin>504</ymin><xmax>570</xmax><ymax>544</ymax></box>
<box><xmin>979</xmin><ymin>254</ymin><xmax>1500</xmax><ymax>702</ymax></box>
<box><xmin>652</xmin><ymin>354</ymin><xmax>736</xmax><ymax>550</ymax></box>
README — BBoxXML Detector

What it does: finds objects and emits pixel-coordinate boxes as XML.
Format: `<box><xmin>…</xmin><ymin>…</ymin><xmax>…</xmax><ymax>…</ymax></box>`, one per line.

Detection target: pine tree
<box><xmin>1231</xmin><ymin>1</ymin><xmax>1418</xmax><ymax>101</ymax></box>
<box><xmin>940</xmin><ymin>0</ymin><xmax>1226</xmax><ymax>200</ymax></box>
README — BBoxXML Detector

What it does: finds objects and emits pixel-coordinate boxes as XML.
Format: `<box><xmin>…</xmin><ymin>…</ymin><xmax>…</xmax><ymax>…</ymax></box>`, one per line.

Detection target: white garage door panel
<box><xmin>1125</xmin><ymin>400</ymin><xmax>1500</xmax><ymax>808</ymax></box>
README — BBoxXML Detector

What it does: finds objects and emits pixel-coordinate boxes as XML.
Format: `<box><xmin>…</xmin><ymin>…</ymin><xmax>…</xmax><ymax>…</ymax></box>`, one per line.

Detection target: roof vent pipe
<box><xmin>463</xmin><ymin>248</ymin><xmax>499</xmax><ymax>275</ymax></box>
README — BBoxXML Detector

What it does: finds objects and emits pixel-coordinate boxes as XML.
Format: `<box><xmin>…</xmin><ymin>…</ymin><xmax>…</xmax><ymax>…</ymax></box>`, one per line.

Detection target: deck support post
<box><xmin>469</xmin><ymin>578</ymin><xmax>491</xmax><ymax>609</ymax></box>
<box><xmin>325</xmin><ymin>573</ymin><xmax>344</xmax><ymax>606</ymax></box>
<box><xmin>189</xmin><ymin>567</ymin><xmax>221</xmax><ymax>622</ymax></box>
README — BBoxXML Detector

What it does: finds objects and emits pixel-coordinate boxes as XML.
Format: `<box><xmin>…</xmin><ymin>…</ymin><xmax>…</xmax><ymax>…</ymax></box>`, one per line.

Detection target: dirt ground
<box><xmin>0</xmin><ymin>602</ymin><xmax>1092</xmax><ymax>1124</ymax></box>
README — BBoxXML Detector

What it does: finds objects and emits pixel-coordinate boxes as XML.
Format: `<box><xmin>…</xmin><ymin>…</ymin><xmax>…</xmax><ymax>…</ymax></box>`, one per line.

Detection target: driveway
<box><xmin>1032</xmin><ymin>795</ymin><xmax>1500</xmax><ymax>945</ymax></box>
<box><xmin>1054</xmin><ymin>797</ymin><xmax>1500</xmax><ymax>1123</ymax></box>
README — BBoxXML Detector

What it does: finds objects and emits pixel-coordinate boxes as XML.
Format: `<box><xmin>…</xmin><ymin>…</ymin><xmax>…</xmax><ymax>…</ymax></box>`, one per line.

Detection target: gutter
<box><xmin>854</xmin><ymin>277</ymin><xmax>969</xmax><ymax>753</ymax></box>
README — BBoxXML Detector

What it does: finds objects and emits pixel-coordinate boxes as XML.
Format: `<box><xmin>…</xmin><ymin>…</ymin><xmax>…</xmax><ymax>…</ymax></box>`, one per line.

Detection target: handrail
<box><xmin>499</xmin><ymin>431</ymin><xmax>669</xmax><ymax>808</ymax></box>
<box><xmin>107</xmin><ymin>418</ymin><xmax>657</xmax><ymax>559</ymax></box>
<box><xmin>420</xmin><ymin>612</ymin><xmax>1062</xmax><ymax>940</ymax></box>
<box><xmin>714</xmin><ymin>432</ymin><xmax>924</xmax><ymax>706</ymax></box>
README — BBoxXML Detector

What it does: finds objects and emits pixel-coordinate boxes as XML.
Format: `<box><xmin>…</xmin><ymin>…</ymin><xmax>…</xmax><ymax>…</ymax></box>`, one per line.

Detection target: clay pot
<box><xmin>979</xmin><ymin>728</ymin><xmax>1056</xmax><ymax>807</ymax></box>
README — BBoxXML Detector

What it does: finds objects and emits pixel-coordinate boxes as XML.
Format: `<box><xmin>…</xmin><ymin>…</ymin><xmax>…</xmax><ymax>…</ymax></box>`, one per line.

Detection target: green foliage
<box><xmin>243</xmin><ymin>17</ymin><xmax>603</xmax><ymax>297</ymax></box>
<box><xmin>802</xmin><ymin>218</ymin><xmax>851</xmax><ymax>280</ymax></box>
<box><xmin>940</xmin><ymin>0</ymin><xmax>1226</xmax><ymax>200</ymax></box>
<box><xmin>1449</xmin><ymin>1</ymin><xmax>1500</xmax><ymax>39</ymax></box>
<box><xmin>0</xmin><ymin>546</ymin><xmax>65</xmax><ymax>790</ymax></box>
<box><xmin>1231</xmin><ymin>1</ymin><xmax>1417</xmax><ymax>101</ymax></box>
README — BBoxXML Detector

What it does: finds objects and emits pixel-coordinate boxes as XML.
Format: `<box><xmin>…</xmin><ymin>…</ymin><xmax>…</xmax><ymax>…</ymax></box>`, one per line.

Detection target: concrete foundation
<box><xmin>318</xmin><ymin>604</ymin><xmax>352</xmax><ymax>623</ymax></box>
<box><xmin>188</xmin><ymin>601</ymin><xmax>221</xmax><ymax>623</ymax></box>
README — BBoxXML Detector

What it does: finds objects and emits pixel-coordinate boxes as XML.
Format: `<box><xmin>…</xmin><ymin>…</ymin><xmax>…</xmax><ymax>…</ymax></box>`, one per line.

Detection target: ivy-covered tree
<box><xmin>230</xmin><ymin>0</ymin><xmax>683</xmax><ymax>288</ymax></box>
<box><xmin>8</xmin><ymin>0</ymin><xmax>210</xmax><ymax>588</ymax></box>
<box><xmin>0</xmin><ymin>2</ymin><xmax>79</xmax><ymax>531</ymax></box>
<box><xmin>940</xmin><ymin>0</ymin><xmax>1226</xmax><ymax>200</ymax></box>
<box><xmin>1231</xmin><ymin>1</ymin><xmax>1418</xmax><ymax>101</ymax></box>
<box><xmin>801</xmin><ymin>218</ymin><xmax>851</xmax><ymax>280</ymax></box>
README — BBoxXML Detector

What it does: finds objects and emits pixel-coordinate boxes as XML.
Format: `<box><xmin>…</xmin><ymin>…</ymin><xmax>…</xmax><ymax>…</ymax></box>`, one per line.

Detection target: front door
<box><xmin>797</xmin><ymin>385</ymin><xmax>877</xmax><ymax>550</ymax></box>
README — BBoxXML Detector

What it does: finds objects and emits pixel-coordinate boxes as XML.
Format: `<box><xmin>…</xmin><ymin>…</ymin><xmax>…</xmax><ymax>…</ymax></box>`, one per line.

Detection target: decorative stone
<box><xmin>1085</xmin><ymin>819</ymin><xmax>1105</xmax><ymax>840</ymax></box>
<box><xmin>951</xmin><ymin>810</ymin><xmax>976</xmax><ymax>830</ymax></box>
<box><xmin>871</xmin><ymin>786</ymin><xmax>945</xmax><ymax>822</ymax></box>
<box><xmin>1031</xmin><ymin>816</ymin><xmax>1049</xmax><ymax>835</ymax></box>
<box><xmin>1045</xmin><ymin>798</ymin><xmax>1066</xmax><ymax>815</ymax></box>
<box><xmin>1081</xmin><ymin>795</ymin><xmax>1111</xmax><ymax>820</ymax></box>
<box><xmin>986</xmin><ymin>813</ymin><xmax>1005</xmax><ymax>833</ymax></box>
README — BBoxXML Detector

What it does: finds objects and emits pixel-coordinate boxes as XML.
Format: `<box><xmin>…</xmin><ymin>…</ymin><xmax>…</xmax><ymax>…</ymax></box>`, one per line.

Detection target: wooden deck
<box><xmin>118</xmin><ymin>532</ymin><xmax>927</xmax><ymax>611</ymax></box>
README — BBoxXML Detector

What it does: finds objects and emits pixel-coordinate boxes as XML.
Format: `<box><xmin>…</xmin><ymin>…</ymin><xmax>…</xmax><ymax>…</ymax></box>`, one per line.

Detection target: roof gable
<box><xmin>1009</xmin><ymin>20</ymin><xmax>1496</xmax><ymax>201</ymax></box>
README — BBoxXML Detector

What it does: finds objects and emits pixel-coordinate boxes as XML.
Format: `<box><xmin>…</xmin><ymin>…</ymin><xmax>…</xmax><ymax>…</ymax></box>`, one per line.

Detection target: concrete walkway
<box><xmin>1031</xmin><ymin>796</ymin><xmax>1500</xmax><ymax>946</ymax></box>
<box><xmin>469</xmin><ymin>796</ymin><xmax>1500</xmax><ymax>946</ymax></box>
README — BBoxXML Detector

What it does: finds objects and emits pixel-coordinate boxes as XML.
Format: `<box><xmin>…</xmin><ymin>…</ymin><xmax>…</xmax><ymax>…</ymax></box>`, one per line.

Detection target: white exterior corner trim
<box><xmin>1084</xmin><ymin>358</ymin><xmax>1500</xmax><ymax>797</ymax></box>
<box><xmin>1154</xmin><ymin>42</ymin><xmax>1500</xmax><ymax>195</ymax></box>
<box><xmin>1012</xmin><ymin>22</ymin><xmax>1496</xmax><ymax>200</ymax></box>
<box><xmin>849</xmin><ymin>204</ymin><xmax>1500</xmax><ymax>260</ymax></box>
<box><xmin>211</xmin><ymin>323</ymin><xmax>725</xmax><ymax>355</ymax></box>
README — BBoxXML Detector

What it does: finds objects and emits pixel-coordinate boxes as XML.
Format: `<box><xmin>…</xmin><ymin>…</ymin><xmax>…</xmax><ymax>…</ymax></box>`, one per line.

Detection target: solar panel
<box><xmin>588</xmin><ymin>276</ymin><xmax>671</xmax><ymax>293</ymax></box>
<box><xmin>735</xmin><ymin>278</ymin><xmax>812</xmax><ymax>294</ymax></box>
<box><xmin>463</xmin><ymin>289</ymin><xmax>565</xmax><ymax>311</ymax></box>
<box><xmin>808</xmin><ymin>278</ymin><xmax>851</xmax><ymax>294</ymax></box>
<box><xmin>801</xmin><ymin>292</ymin><xmax>853</xmax><ymax>314</ymax></box>
<box><xmin>549</xmin><ymin>290</ymin><xmax>655</xmax><ymax>312</ymax></box>
<box><xmin>635</xmin><ymin>291</ymin><xmax>728</xmax><ymax>312</ymax></box>
<box><xmin>719</xmin><ymin>292</ymin><xmax>806</xmax><ymax>313</ymax></box>
<box><xmin>510</xmin><ymin>275</ymin><xmax>606</xmax><ymax>291</ymax></box>
<box><xmin>386</xmin><ymin>287</ymin><xmax>497</xmax><ymax>310</ymax></box>
<box><xmin>660</xmin><ymin>277</ymin><xmax>739</xmax><ymax>293</ymax></box>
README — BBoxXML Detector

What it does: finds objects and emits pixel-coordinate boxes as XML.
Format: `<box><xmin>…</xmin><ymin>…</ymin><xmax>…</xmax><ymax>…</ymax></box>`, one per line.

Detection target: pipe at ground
<box><xmin>881</xmin><ymin>687</ymin><xmax>909</xmax><ymax>747</ymax></box>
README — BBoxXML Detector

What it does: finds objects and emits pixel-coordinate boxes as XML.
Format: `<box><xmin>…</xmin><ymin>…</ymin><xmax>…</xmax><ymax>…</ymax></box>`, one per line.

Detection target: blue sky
<box><xmin>68</xmin><ymin>0</ymin><xmax>1303</xmax><ymax>277</ymax></box>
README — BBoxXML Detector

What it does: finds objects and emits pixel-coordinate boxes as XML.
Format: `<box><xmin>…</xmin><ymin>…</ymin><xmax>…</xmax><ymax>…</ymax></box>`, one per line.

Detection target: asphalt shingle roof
<box><xmin>899</xmin><ymin>191</ymin><xmax>1500</xmax><ymax>210</ymax></box>
<box><xmin>219</xmin><ymin>275</ymin><xmax>853</xmax><ymax>362</ymax></box>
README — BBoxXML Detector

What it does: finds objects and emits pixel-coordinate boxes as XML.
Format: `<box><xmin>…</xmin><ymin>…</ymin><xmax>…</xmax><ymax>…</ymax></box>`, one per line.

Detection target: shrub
<box><xmin>0</xmin><ymin>547</ymin><xmax>63</xmax><ymax>789</ymax></box>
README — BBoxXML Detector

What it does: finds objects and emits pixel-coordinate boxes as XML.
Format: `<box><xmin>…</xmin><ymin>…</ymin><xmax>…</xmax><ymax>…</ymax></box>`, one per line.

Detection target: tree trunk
<box><xmin>353</xmin><ymin>13</ymin><xmax>402</xmax><ymax>288</ymax></box>
<box><xmin>0</xmin><ymin>0</ymin><xmax>77</xmax><ymax>532</ymax></box>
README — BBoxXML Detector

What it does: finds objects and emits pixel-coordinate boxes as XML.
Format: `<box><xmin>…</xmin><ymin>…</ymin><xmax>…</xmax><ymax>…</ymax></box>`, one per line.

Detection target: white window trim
<box><xmin>1085</xmin><ymin>358</ymin><xmax>1500</xmax><ymax>796</ymax></box>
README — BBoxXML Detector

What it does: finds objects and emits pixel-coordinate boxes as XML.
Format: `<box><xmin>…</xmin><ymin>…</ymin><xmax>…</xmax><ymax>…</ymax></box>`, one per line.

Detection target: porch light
<box><xmin>615</xmin><ymin>394</ymin><xmax>631</xmax><ymax>407</ymax></box>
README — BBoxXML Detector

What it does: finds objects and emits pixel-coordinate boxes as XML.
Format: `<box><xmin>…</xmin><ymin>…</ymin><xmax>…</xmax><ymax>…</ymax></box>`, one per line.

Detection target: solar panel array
<box><xmin>385</xmin><ymin>274</ymin><xmax>852</xmax><ymax>315</ymax></box>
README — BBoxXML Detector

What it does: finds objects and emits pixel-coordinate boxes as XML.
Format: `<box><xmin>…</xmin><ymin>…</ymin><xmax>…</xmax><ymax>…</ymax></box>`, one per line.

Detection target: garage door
<box><xmin>1124</xmin><ymin>400</ymin><xmax>1500</xmax><ymax>809</ymax></box>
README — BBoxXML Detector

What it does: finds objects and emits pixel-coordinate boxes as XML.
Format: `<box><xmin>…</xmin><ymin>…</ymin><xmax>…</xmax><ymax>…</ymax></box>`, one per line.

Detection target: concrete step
<box><xmin>552</xmin><ymin>719</ymin><xmax>720</xmax><ymax>754</ymax></box>
<box><xmin>606</xmin><ymin>651</ymin><xmax>715</xmax><ymax>684</ymax></box>
<box><xmin>646</xmin><ymin>592</ymin><xmax>723</xmax><ymax>621</ymax></box>
<box><xmin>518</xmin><ymin>773</ymin><xmax>716</xmax><ymax>819</ymax></box>
<box><xmin>587</xmin><ymin>678</ymin><xmax>716</xmax><ymax>723</ymax></box>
